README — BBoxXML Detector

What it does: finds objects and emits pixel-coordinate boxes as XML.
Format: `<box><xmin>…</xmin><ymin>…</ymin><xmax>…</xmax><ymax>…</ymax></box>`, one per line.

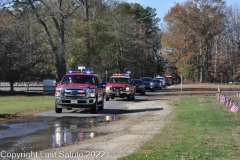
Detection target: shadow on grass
<box><xmin>0</xmin><ymin>114</ymin><xmax>18</xmax><ymax>120</ymax></box>
<box><xmin>0</xmin><ymin>91</ymin><xmax>53</xmax><ymax>96</ymax></box>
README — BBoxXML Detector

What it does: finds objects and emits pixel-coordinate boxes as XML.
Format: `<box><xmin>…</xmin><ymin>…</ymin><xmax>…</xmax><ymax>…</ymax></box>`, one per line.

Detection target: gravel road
<box><xmin>24</xmin><ymin>96</ymin><xmax>172</xmax><ymax>160</ymax></box>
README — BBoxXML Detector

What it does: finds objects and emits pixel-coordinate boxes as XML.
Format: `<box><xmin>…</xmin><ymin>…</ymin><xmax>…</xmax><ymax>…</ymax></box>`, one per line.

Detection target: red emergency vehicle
<box><xmin>105</xmin><ymin>73</ymin><xmax>136</xmax><ymax>101</ymax></box>
<box><xmin>55</xmin><ymin>66</ymin><xmax>106</xmax><ymax>113</ymax></box>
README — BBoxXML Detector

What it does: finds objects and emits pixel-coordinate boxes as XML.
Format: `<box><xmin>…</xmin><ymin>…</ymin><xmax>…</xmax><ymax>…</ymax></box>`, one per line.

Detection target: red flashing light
<box><xmin>79</xmin><ymin>90</ymin><xmax>85</xmax><ymax>93</ymax></box>
<box><xmin>89</xmin><ymin>85</ymin><xmax>95</xmax><ymax>89</ymax></box>
<box><xmin>113</xmin><ymin>73</ymin><xmax>128</xmax><ymax>77</ymax></box>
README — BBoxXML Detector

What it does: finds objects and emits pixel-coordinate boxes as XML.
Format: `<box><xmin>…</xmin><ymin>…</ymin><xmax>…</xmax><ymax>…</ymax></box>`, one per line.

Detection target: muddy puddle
<box><xmin>0</xmin><ymin>115</ymin><xmax>118</xmax><ymax>157</ymax></box>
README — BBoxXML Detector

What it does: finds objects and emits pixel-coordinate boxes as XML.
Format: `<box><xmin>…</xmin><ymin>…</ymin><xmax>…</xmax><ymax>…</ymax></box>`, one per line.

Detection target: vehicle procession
<box><xmin>55</xmin><ymin>66</ymin><xmax>173</xmax><ymax>114</ymax></box>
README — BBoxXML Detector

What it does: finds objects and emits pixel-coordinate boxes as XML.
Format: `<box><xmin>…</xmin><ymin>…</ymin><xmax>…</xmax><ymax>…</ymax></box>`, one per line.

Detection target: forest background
<box><xmin>0</xmin><ymin>0</ymin><xmax>240</xmax><ymax>91</ymax></box>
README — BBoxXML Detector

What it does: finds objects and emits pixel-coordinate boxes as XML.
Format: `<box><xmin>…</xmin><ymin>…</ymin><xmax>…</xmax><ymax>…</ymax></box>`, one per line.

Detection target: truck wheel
<box><xmin>55</xmin><ymin>104</ymin><xmax>62</xmax><ymax>113</ymax></box>
<box><xmin>127</xmin><ymin>94</ymin><xmax>132</xmax><ymax>101</ymax></box>
<box><xmin>106</xmin><ymin>97</ymin><xmax>110</xmax><ymax>101</ymax></box>
<box><xmin>151</xmin><ymin>88</ymin><xmax>154</xmax><ymax>92</ymax></box>
<box><xmin>132</xmin><ymin>94</ymin><xmax>135</xmax><ymax>100</ymax></box>
<box><xmin>90</xmin><ymin>101</ymin><xmax>98</xmax><ymax>113</ymax></box>
<box><xmin>141</xmin><ymin>91</ymin><xmax>145</xmax><ymax>95</ymax></box>
<box><xmin>98</xmin><ymin>95</ymin><xmax>104</xmax><ymax>110</ymax></box>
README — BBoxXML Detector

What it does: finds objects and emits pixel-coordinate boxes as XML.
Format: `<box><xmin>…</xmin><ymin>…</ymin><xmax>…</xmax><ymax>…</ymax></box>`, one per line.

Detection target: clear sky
<box><xmin>126</xmin><ymin>0</ymin><xmax>240</xmax><ymax>22</ymax></box>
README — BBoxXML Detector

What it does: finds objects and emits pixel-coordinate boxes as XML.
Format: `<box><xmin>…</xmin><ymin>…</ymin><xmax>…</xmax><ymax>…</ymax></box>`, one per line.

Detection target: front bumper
<box><xmin>144</xmin><ymin>84</ymin><xmax>155</xmax><ymax>90</ymax></box>
<box><xmin>106</xmin><ymin>90</ymin><xmax>131</xmax><ymax>98</ymax></box>
<box><xmin>55</xmin><ymin>97</ymin><xmax>97</xmax><ymax>109</ymax></box>
<box><xmin>136</xmin><ymin>86</ymin><xmax>144</xmax><ymax>93</ymax></box>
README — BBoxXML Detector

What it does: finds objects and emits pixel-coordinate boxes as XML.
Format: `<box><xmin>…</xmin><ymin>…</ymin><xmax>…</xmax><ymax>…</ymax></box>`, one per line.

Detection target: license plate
<box><xmin>71</xmin><ymin>100</ymin><xmax>78</xmax><ymax>104</ymax></box>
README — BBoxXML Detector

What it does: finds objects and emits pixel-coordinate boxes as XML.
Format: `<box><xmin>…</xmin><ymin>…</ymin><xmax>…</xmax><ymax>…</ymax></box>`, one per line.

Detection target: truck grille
<box><xmin>111</xmin><ymin>87</ymin><xmax>125</xmax><ymax>91</ymax></box>
<box><xmin>64</xmin><ymin>89</ymin><xmax>86</xmax><ymax>97</ymax></box>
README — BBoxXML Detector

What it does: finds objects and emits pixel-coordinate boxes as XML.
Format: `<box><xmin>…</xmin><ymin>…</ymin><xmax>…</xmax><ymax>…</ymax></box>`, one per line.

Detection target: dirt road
<box><xmin>21</xmin><ymin>95</ymin><xmax>172</xmax><ymax>160</ymax></box>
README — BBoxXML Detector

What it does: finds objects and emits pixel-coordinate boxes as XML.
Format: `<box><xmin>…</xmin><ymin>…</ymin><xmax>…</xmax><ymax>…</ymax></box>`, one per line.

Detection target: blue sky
<box><xmin>126</xmin><ymin>0</ymin><xmax>240</xmax><ymax>22</ymax></box>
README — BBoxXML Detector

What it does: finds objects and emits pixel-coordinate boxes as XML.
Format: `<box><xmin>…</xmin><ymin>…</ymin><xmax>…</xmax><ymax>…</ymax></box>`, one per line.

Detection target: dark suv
<box><xmin>140</xmin><ymin>77</ymin><xmax>155</xmax><ymax>92</ymax></box>
<box><xmin>55</xmin><ymin>66</ymin><xmax>106</xmax><ymax>113</ymax></box>
<box><xmin>132</xmin><ymin>79</ymin><xmax>145</xmax><ymax>95</ymax></box>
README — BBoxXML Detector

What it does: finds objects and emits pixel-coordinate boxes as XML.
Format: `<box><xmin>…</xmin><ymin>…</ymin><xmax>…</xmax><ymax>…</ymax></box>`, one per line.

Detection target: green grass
<box><xmin>120</xmin><ymin>96</ymin><xmax>240</xmax><ymax>160</ymax></box>
<box><xmin>0</xmin><ymin>96</ymin><xmax>54</xmax><ymax>117</ymax></box>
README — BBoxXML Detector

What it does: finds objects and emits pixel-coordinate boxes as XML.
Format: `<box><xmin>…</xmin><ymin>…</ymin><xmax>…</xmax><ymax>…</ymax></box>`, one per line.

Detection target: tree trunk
<box><xmin>200</xmin><ymin>47</ymin><xmax>203</xmax><ymax>83</ymax></box>
<box><xmin>10</xmin><ymin>82</ymin><xmax>14</xmax><ymax>92</ymax></box>
<box><xmin>85</xmin><ymin>0</ymin><xmax>91</xmax><ymax>67</ymax></box>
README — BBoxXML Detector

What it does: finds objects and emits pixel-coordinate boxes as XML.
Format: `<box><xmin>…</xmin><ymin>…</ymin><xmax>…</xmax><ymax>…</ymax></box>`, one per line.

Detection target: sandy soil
<box><xmin>26</xmin><ymin>96</ymin><xmax>173</xmax><ymax>160</ymax></box>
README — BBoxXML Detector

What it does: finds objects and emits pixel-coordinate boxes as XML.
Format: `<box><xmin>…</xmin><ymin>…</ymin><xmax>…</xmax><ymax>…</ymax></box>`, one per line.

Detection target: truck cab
<box><xmin>105</xmin><ymin>73</ymin><xmax>136</xmax><ymax>101</ymax></box>
<box><xmin>55</xmin><ymin>66</ymin><xmax>106</xmax><ymax>113</ymax></box>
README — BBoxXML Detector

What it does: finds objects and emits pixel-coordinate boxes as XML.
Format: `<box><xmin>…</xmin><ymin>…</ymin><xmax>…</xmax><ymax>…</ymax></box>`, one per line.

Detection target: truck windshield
<box><xmin>141</xmin><ymin>78</ymin><xmax>152</xmax><ymax>81</ymax></box>
<box><xmin>61</xmin><ymin>75</ymin><xmax>96</xmax><ymax>84</ymax></box>
<box><xmin>109</xmin><ymin>78</ymin><xmax>130</xmax><ymax>84</ymax></box>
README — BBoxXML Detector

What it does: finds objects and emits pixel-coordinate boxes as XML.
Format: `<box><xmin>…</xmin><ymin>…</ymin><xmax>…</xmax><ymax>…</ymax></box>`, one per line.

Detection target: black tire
<box><xmin>55</xmin><ymin>104</ymin><xmax>62</xmax><ymax>113</ymax></box>
<box><xmin>151</xmin><ymin>89</ymin><xmax>154</xmax><ymax>92</ymax></box>
<box><xmin>132</xmin><ymin>94</ymin><xmax>135</xmax><ymax>100</ymax></box>
<box><xmin>90</xmin><ymin>101</ymin><xmax>98</xmax><ymax>113</ymax></box>
<box><xmin>141</xmin><ymin>91</ymin><xmax>145</xmax><ymax>95</ymax></box>
<box><xmin>106</xmin><ymin>97</ymin><xmax>110</xmax><ymax>101</ymax></box>
<box><xmin>98</xmin><ymin>96</ymin><xmax>104</xmax><ymax>110</ymax></box>
<box><xmin>127</xmin><ymin>94</ymin><xmax>132</xmax><ymax>101</ymax></box>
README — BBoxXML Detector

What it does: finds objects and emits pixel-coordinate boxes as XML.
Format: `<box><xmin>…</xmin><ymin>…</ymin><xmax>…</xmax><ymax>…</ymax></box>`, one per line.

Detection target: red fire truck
<box><xmin>105</xmin><ymin>73</ymin><xmax>136</xmax><ymax>101</ymax></box>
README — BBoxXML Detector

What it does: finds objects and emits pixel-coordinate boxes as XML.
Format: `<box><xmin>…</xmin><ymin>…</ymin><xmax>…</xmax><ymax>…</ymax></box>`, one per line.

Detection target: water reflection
<box><xmin>0</xmin><ymin>115</ymin><xmax>119</xmax><ymax>155</ymax></box>
<box><xmin>51</xmin><ymin>115</ymin><xmax>118</xmax><ymax>147</ymax></box>
<box><xmin>0</xmin><ymin>122</ymin><xmax>49</xmax><ymax>139</ymax></box>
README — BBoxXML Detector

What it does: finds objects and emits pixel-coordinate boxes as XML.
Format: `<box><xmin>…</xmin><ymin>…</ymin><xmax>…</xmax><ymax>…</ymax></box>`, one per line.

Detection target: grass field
<box><xmin>121</xmin><ymin>96</ymin><xmax>240</xmax><ymax>160</ymax></box>
<box><xmin>0</xmin><ymin>96</ymin><xmax>54</xmax><ymax>119</ymax></box>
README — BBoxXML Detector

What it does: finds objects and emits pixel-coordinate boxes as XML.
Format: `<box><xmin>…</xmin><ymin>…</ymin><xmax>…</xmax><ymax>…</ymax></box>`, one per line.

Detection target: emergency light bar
<box><xmin>68</xmin><ymin>70</ymin><xmax>93</xmax><ymax>74</ymax></box>
<box><xmin>68</xmin><ymin>66</ymin><xmax>93</xmax><ymax>74</ymax></box>
<box><xmin>113</xmin><ymin>74</ymin><xmax>129</xmax><ymax>76</ymax></box>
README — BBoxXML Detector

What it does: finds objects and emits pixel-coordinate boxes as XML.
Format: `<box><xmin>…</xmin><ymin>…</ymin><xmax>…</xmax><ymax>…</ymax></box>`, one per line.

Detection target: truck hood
<box><xmin>106</xmin><ymin>83</ymin><xmax>131</xmax><ymax>87</ymax></box>
<box><xmin>142</xmin><ymin>81</ymin><xmax>152</xmax><ymax>85</ymax></box>
<box><xmin>56</xmin><ymin>83</ymin><xmax>95</xmax><ymax>89</ymax></box>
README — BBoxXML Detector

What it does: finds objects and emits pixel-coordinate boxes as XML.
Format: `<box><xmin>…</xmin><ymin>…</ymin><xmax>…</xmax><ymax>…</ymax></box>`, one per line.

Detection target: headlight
<box><xmin>126</xmin><ymin>87</ymin><xmax>130</xmax><ymax>92</ymax></box>
<box><xmin>55</xmin><ymin>89</ymin><xmax>61</xmax><ymax>97</ymax></box>
<box><xmin>88</xmin><ymin>89</ymin><xmax>96</xmax><ymax>97</ymax></box>
<box><xmin>89</xmin><ymin>93</ymin><xmax>95</xmax><ymax>97</ymax></box>
<box><xmin>106</xmin><ymin>87</ymin><xmax>110</xmax><ymax>91</ymax></box>
<box><xmin>150</xmin><ymin>83</ymin><xmax>154</xmax><ymax>85</ymax></box>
